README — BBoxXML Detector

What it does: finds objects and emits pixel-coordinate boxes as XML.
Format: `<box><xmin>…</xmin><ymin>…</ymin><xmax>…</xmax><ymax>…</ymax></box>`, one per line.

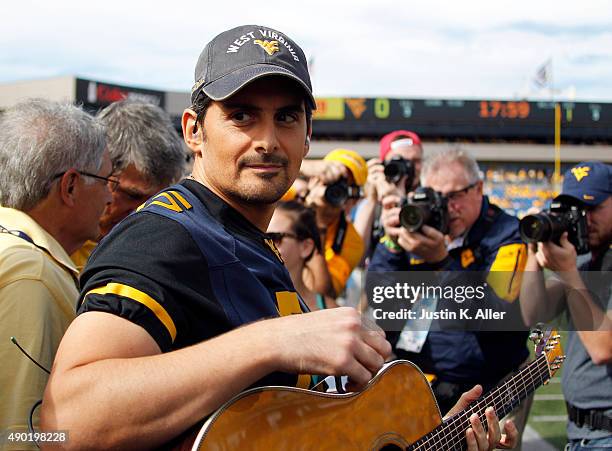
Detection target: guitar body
<box><xmin>170</xmin><ymin>328</ymin><xmax>563</xmax><ymax>451</ymax></box>
<box><xmin>185</xmin><ymin>360</ymin><xmax>441</xmax><ymax>450</ymax></box>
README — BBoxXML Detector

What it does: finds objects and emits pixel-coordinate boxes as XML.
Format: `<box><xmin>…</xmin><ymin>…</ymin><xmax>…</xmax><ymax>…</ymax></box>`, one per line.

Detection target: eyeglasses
<box><xmin>267</xmin><ymin>232</ymin><xmax>299</xmax><ymax>245</ymax></box>
<box><xmin>114</xmin><ymin>185</ymin><xmax>154</xmax><ymax>203</ymax></box>
<box><xmin>444</xmin><ymin>182</ymin><xmax>478</xmax><ymax>202</ymax></box>
<box><xmin>53</xmin><ymin>170</ymin><xmax>120</xmax><ymax>192</ymax></box>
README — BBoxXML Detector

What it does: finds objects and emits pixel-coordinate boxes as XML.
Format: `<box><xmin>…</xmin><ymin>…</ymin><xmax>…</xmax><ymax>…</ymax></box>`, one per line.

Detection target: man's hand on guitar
<box><xmin>269</xmin><ymin>307</ymin><xmax>392</xmax><ymax>390</ymax></box>
<box><xmin>445</xmin><ymin>385</ymin><xmax>518</xmax><ymax>450</ymax></box>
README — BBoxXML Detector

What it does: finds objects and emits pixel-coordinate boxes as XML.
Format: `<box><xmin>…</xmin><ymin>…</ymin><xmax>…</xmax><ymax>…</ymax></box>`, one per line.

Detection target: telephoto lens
<box><xmin>519</xmin><ymin>199</ymin><xmax>590</xmax><ymax>254</ymax></box>
<box><xmin>519</xmin><ymin>213</ymin><xmax>560</xmax><ymax>242</ymax></box>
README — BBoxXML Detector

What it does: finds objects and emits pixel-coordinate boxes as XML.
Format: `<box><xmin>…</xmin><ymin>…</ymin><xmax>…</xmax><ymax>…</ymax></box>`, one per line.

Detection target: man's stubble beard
<box><xmin>227</xmin><ymin>173</ymin><xmax>292</xmax><ymax>206</ymax></box>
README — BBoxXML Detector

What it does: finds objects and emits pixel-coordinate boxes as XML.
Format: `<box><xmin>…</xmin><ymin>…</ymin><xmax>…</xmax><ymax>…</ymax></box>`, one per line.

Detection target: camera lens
<box><xmin>400</xmin><ymin>204</ymin><xmax>429</xmax><ymax>231</ymax></box>
<box><xmin>384</xmin><ymin>162</ymin><xmax>403</xmax><ymax>183</ymax></box>
<box><xmin>324</xmin><ymin>182</ymin><xmax>348</xmax><ymax>207</ymax></box>
<box><xmin>519</xmin><ymin>214</ymin><xmax>552</xmax><ymax>242</ymax></box>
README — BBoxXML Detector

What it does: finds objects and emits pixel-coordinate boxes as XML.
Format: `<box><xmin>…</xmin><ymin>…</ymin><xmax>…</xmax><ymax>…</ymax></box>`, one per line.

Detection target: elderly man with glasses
<box><xmin>0</xmin><ymin>99</ymin><xmax>111</xmax><ymax>444</ymax></box>
<box><xmin>369</xmin><ymin>148</ymin><xmax>532</xmax><ymax>449</ymax></box>
<box><xmin>70</xmin><ymin>99</ymin><xmax>187</xmax><ymax>271</ymax></box>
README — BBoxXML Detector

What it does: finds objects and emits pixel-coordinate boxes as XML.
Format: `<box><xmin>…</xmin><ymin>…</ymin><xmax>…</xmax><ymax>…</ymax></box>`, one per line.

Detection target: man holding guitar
<box><xmin>40</xmin><ymin>25</ymin><xmax>516</xmax><ymax>450</ymax></box>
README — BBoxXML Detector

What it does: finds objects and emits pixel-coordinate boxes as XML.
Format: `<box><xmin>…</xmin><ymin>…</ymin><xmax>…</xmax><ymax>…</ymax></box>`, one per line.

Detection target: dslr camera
<box><xmin>384</xmin><ymin>156</ymin><xmax>415</xmax><ymax>187</ymax></box>
<box><xmin>399</xmin><ymin>187</ymin><xmax>450</xmax><ymax>234</ymax></box>
<box><xmin>324</xmin><ymin>178</ymin><xmax>361</xmax><ymax>207</ymax></box>
<box><xmin>519</xmin><ymin>198</ymin><xmax>589</xmax><ymax>254</ymax></box>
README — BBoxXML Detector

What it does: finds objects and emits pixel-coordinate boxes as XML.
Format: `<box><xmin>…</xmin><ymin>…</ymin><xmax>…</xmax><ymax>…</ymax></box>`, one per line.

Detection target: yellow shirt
<box><xmin>324</xmin><ymin>216</ymin><xmax>365</xmax><ymax>296</ymax></box>
<box><xmin>0</xmin><ymin>207</ymin><xmax>79</xmax><ymax>447</ymax></box>
<box><xmin>70</xmin><ymin>239</ymin><xmax>98</xmax><ymax>273</ymax></box>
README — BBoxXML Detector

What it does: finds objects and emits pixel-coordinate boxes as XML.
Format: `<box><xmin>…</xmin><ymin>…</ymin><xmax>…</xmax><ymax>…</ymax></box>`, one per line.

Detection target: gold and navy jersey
<box><xmin>78</xmin><ymin>179</ymin><xmax>312</xmax><ymax>389</ymax></box>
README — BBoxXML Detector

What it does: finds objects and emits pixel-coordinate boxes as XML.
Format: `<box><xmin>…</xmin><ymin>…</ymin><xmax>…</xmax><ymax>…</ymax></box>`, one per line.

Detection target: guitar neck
<box><xmin>407</xmin><ymin>353</ymin><xmax>550</xmax><ymax>451</ymax></box>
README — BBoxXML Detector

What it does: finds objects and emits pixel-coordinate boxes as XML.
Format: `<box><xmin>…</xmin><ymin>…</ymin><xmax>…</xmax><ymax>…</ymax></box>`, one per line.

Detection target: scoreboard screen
<box><xmin>312</xmin><ymin>97</ymin><xmax>612</xmax><ymax>142</ymax></box>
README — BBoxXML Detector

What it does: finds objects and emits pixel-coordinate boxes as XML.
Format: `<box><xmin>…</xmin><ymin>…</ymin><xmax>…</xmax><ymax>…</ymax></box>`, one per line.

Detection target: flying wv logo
<box><xmin>571</xmin><ymin>166</ymin><xmax>590</xmax><ymax>182</ymax></box>
<box><xmin>254</xmin><ymin>40</ymin><xmax>279</xmax><ymax>56</ymax></box>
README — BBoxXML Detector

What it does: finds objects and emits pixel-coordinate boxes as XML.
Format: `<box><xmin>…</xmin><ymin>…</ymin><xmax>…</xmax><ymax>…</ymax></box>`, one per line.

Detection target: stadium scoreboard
<box><xmin>312</xmin><ymin>97</ymin><xmax>612</xmax><ymax>142</ymax></box>
<box><xmin>70</xmin><ymin>77</ymin><xmax>611</xmax><ymax>143</ymax></box>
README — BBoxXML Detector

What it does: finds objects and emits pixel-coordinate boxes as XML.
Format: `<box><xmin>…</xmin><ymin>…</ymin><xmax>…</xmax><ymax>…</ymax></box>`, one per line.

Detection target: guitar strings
<box><xmin>409</xmin><ymin>352</ymin><xmax>551</xmax><ymax>450</ymax></box>
<box><xmin>435</xmin><ymin>354</ymin><xmax>549</xmax><ymax>450</ymax></box>
<box><xmin>410</xmin><ymin>334</ymin><xmax>561</xmax><ymax>450</ymax></box>
<box><xmin>415</xmin><ymin>355</ymin><xmax>548</xmax><ymax>450</ymax></box>
<box><xmin>438</xmin><ymin>354</ymin><xmax>549</xmax><ymax>451</ymax></box>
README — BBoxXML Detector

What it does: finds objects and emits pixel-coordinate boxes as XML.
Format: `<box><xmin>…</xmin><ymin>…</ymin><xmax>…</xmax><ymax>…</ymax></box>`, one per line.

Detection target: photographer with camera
<box><xmin>520</xmin><ymin>161</ymin><xmax>611</xmax><ymax>450</ymax></box>
<box><xmin>354</xmin><ymin>131</ymin><xmax>423</xmax><ymax>256</ymax></box>
<box><xmin>305</xmin><ymin>148</ymin><xmax>368</xmax><ymax>297</ymax></box>
<box><xmin>379</xmin><ymin>130</ymin><xmax>422</xmax><ymax>193</ymax></box>
<box><xmin>369</xmin><ymin>148</ymin><xmax>531</xmax><ymax>447</ymax></box>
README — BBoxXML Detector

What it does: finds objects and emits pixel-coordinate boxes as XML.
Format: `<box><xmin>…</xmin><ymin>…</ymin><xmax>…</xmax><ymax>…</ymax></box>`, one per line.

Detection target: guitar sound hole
<box><xmin>373</xmin><ymin>432</ymin><xmax>407</xmax><ymax>450</ymax></box>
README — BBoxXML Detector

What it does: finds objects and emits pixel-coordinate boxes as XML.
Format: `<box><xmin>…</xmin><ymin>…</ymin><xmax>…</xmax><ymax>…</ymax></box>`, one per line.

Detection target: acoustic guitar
<box><xmin>172</xmin><ymin>327</ymin><xmax>564</xmax><ymax>450</ymax></box>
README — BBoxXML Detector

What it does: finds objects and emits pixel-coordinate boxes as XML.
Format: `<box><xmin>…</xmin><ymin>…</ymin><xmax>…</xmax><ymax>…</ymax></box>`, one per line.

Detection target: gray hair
<box><xmin>420</xmin><ymin>147</ymin><xmax>481</xmax><ymax>185</ymax></box>
<box><xmin>97</xmin><ymin>100</ymin><xmax>186</xmax><ymax>186</ymax></box>
<box><xmin>0</xmin><ymin>99</ymin><xmax>106</xmax><ymax>211</ymax></box>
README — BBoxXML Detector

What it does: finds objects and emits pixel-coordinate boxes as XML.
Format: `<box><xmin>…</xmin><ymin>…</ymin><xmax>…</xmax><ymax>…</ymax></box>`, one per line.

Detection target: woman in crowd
<box><xmin>268</xmin><ymin>201</ymin><xmax>336</xmax><ymax>310</ymax></box>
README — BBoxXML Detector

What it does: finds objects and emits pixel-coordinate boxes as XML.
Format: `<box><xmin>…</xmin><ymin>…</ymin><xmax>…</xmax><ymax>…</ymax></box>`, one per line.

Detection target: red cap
<box><xmin>379</xmin><ymin>130</ymin><xmax>422</xmax><ymax>161</ymax></box>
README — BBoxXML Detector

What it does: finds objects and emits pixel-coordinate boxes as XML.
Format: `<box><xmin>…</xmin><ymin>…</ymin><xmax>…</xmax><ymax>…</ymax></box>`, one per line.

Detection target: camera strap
<box><xmin>332</xmin><ymin>213</ymin><xmax>348</xmax><ymax>254</ymax></box>
<box><xmin>0</xmin><ymin>224</ymin><xmax>35</xmax><ymax>245</ymax></box>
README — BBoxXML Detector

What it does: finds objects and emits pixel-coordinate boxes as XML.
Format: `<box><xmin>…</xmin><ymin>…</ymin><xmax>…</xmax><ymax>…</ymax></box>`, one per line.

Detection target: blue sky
<box><xmin>2</xmin><ymin>0</ymin><xmax>612</xmax><ymax>101</ymax></box>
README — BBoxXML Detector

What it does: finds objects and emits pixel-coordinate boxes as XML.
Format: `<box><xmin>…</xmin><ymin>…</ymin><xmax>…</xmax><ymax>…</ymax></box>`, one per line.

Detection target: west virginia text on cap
<box><xmin>191</xmin><ymin>25</ymin><xmax>315</xmax><ymax>109</ymax></box>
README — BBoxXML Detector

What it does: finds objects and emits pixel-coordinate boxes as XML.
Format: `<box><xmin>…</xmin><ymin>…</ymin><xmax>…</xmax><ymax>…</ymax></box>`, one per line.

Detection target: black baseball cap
<box><xmin>191</xmin><ymin>25</ymin><xmax>315</xmax><ymax>109</ymax></box>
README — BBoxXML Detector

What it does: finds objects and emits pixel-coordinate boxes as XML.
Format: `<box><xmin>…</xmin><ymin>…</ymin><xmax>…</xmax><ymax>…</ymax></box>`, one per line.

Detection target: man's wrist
<box><xmin>525</xmin><ymin>256</ymin><xmax>542</xmax><ymax>272</ymax></box>
<box><xmin>236</xmin><ymin>319</ymin><xmax>283</xmax><ymax>374</ymax></box>
<box><xmin>252</xmin><ymin>318</ymin><xmax>298</xmax><ymax>374</ymax></box>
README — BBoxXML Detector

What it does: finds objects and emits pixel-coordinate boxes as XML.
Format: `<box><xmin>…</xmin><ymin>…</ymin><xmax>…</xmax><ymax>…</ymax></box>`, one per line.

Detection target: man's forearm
<box><xmin>520</xmin><ymin>266</ymin><xmax>550</xmax><ymax>325</ymax></box>
<box><xmin>352</xmin><ymin>198</ymin><xmax>377</xmax><ymax>258</ymax></box>
<box><xmin>41</xmin><ymin>318</ymin><xmax>278</xmax><ymax>450</ymax></box>
<box><xmin>520</xmin><ymin>258</ymin><xmax>566</xmax><ymax>325</ymax></box>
